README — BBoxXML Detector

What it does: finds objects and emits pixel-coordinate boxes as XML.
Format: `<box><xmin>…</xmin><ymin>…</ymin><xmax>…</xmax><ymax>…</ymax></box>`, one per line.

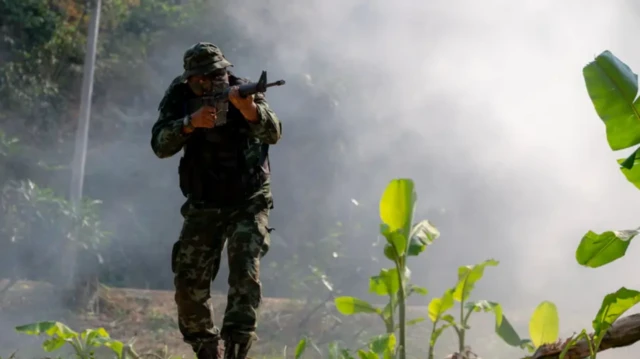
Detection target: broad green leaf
<box><xmin>15</xmin><ymin>321</ymin><xmax>77</xmax><ymax>339</ymax></box>
<box><xmin>529</xmin><ymin>301</ymin><xmax>560</xmax><ymax>348</ymax></box>
<box><xmin>582</xmin><ymin>50</ymin><xmax>640</xmax><ymax>150</ymax></box>
<box><xmin>592</xmin><ymin>287</ymin><xmax>640</xmax><ymax>337</ymax></box>
<box><xmin>15</xmin><ymin>321</ymin><xmax>58</xmax><ymax>336</ymax></box>
<box><xmin>380</xmin><ymin>224</ymin><xmax>407</xmax><ymax>258</ymax></box>
<box><xmin>620</xmin><ymin>148</ymin><xmax>640</xmax><ymax>169</ymax></box>
<box><xmin>406</xmin><ymin>317</ymin><xmax>425</xmax><ymax>326</ymax></box>
<box><xmin>42</xmin><ymin>337</ymin><xmax>67</xmax><ymax>352</ymax></box>
<box><xmin>369</xmin><ymin>333</ymin><xmax>396</xmax><ymax>355</ymax></box>
<box><xmin>379</xmin><ymin>179</ymin><xmax>416</xmax><ymax>248</ymax></box>
<box><xmin>383</xmin><ymin>244</ymin><xmax>399</xmax><ymax>261</ymax></box>
<box><xmin>428</xmin><ymin>288</ymin><xmax>455</xmax><ymax>322</ymax></box>
<box><xmin>102</xmin><ymin>340</ymin><xmax>125</xmax><ymax>359</ymax></box>
<box><xmin>295</xmin><ymin>337</ymin><xmax>307</xmax><ymax>359</ymax></box>
<box><xmin>466</xmin><ymin>300</ymin><xmax>503</xmax><ymax>327</ymax></box>
<box><xmin>357</xmin><ymin>349</ymin><xmax>379</xmax><ymax>359</ymax></box>
<box><xmin>495</xmin><ymin>315</ymin><xmax>528</xmax><ymax>348</ymax></box>
<box><xmin>407</xmin><ymin>220</ymin><xmax>440</xmax><ymax>256</ymax></box>
<box><xmin>407</xmin><ymin>284</ymin><xmax>428</xmax><ymax>296</ymax></box>
<box><xmin>335</xmin><ymin>296</ymin><xmax>380</xmax><ymax>315</ymax></box>
<box><xmin>576</xmin><ymin>229</ymin><xmax>638</xmax><ymax>267</ymax></box>
<box><xmin>82</xmin><ymin>327</ymin><xmax>110</xmax><ymax>346</ymax></box>
<box><xmin>618</xmin><ymin>156</ymin><xmax>640</xmax><ymax>189</ymax></box>
<box><xmin>453</xmin><ymin>259</ymin><xmax>499</xmax><ymax>302</ymax></box>
<box><xmin>341</xmin><ymin>349</ymin><xmax>356</xmax><ymax>359</ymax></box>
<box><xmin>369</xmin><ymin>268</ymin><xmax>400</xmax><ymax>296</ymax></box>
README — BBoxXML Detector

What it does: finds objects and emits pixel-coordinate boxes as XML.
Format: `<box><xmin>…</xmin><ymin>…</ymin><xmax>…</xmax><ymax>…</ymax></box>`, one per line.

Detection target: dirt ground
<box><xmin>0</xmin><ymin>280</ymin><xmax>529</xmax><ymax>359</ymax></box>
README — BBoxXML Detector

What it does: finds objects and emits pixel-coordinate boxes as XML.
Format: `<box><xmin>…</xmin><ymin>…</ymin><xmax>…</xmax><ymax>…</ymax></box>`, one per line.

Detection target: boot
<box><xmin>223</xmin><ymin>338</ymin><xmax>253</xmax><ymax>359</ymax></box>
<box><xmin>193</xmin><ymin>340</ymin><xmax>223</xmax><ymax>359</ymax></box>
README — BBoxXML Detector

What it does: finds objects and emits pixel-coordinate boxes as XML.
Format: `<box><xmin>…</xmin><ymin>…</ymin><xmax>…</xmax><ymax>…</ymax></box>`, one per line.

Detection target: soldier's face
<box><xmin>188</xmin><ymin>70</ymin><xmax>229</xmax><ymax>95</ymax></box>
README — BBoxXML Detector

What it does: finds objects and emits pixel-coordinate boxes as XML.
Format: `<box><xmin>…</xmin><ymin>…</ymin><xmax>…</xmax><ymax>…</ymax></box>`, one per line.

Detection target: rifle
<box><xmin>190</xmin><ymin>70</ymin><xmax>286</xmax><ymax>126</ymax></box>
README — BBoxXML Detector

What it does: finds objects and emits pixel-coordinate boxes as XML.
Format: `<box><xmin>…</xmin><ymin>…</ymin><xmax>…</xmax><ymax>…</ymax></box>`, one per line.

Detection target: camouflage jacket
<box><xmin>150</xmin><ymin>73</ymin><xmax>282</xmax><ymax>205</ymax></box>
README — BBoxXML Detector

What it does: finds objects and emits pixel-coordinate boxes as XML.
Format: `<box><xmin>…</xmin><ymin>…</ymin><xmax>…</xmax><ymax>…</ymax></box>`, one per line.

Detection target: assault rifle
<box><xmin>190</xmin><ymin>70</ymin><xmax>286</xmax><ymax>126</ymax></box>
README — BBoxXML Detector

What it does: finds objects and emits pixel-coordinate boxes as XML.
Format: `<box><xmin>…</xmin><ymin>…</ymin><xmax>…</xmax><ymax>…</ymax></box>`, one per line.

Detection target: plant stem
<box><xmin>428</xmin><ymin>321</ymin><xmax>438</xmax><ymax>359</ymax></box>
<box><xmin>395</xmin><ymin>258</ymin><xmax>407</xmax><ymax>359</ymax></box>
<box><xmin>459</xmin><ymin>299</ymin><xmax>465</xmax><ymax>353</ymax></box>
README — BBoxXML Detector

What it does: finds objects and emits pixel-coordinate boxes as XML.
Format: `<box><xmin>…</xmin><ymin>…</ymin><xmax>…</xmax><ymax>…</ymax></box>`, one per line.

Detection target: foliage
<box><xmin>578</xmin><ymin>50</ymin><xmax>640</xmax><ymax>267</ymax></box>
<box><xmin>0</xmin><ymin>178</ymin><xmax>110</xmax><ymax>288</ymax></box>
<box><xmin>333</xmin><ymin>179</ymin><xmax>436</xmax><ymax>359</ymax></box>
<box><xmin>426</xmin><ymin>260</ymin><xmax>537</xmax><ymax>359</ymax></box>
<box><xmin>15</xmin><ymin>321</ymin><xmax>150</xmax><ymax>359</ymax></box>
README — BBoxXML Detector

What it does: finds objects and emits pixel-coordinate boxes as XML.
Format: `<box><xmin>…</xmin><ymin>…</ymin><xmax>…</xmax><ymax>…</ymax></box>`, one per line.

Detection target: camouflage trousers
<box><xmin>171</xmin><ymin>194</ymin><xmax>271</xmax><ymax>348</ymax></box>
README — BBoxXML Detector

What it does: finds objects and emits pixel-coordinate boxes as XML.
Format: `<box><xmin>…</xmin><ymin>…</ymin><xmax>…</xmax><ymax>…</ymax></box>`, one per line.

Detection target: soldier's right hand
<box><xmin>190</xmin><ymin>106</ymin><xmax>217</xmax><ymax>128</ymax></box>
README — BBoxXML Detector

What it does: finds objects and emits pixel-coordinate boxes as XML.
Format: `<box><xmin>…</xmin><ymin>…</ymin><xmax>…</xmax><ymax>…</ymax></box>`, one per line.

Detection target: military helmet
<box><xmin>180</xmin><ymin>42</ymin><xmax>232</xmax><ymax>81</ymax></box>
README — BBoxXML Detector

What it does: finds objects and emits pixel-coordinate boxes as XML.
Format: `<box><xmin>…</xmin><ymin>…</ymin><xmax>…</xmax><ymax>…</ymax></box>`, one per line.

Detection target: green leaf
<box><xmin>618</xmin><ymin>156</ymin><xmax>640</xmax><ymax>189</ymax></box>
<box><xmin>453</xmin><ymin>259</ymin><xmax>499</xmax><ymax>302</ymax></box>
<box><xmin>335</xmin><ymin>296</ymin><xmax>381</xmax><ymax>315</ymax></box>
<box><xmin>529</xmin><ymin>301</ymin><xmax>560</xmax><ymax>348</ymax></box>
<box><xmin>407</xmin><ymin>220</ymin><xmax>440</xmax><ymax>256</ymax></box>
<box><xmin>383</xmin><ymin>244</ymin><xmax>399</xmax><ymax>261</ymax></box>
<box><xmin>380</xmin><ymin>224</ymin><xmax>407</xmax><ymax>259</ymax></box>
<box><xmin>369</xmin><ymin>333</ymin><xmax>396</xmax><ymax>355</ymax></box>
<box><xmin>406</xmin><ymin>317</ymin><xmax>426</xmax><ymax>327</ymax></box>
<box><xmin>407</xmin><ymin>284</ymin><xmax>428</xmax><ymax>296</ymax></box>
<box><xmin>357</xmin><ymin>349</ymin><xmax>379</xmax><ymax>359</ymax></box>
<box><xmin>15</xmin><ymin>321</ymin><xmax>77</xmax><ymax>340</ymax></box>
<box><xmin>592</xmin><ymin>287</ymin><xmax>640</xmax><ymax>338</ymax></box>
<box><xmin>495</xmin><ymin>315</ymin><xmax>529</xmax><ymax>349</ymax></box>
<box><xmin>369</xmin><ymin>268</ymin><xmax>400</xmax><ymax>296</ymax></box>
<box><xmin>466</xmin><ymin>300</ymin><xmax>503</xmax><ymax>327</ymax></box>
<box><xmin>428</xmin><ymin>288</ymin><xmax>455</xmax><ymax>322</ymax></box>
<box><xmin>295</xmin><ymin>337</ymin><xmax>307</xmax><ymax>359</ymax></box>
<box><xmin>42</xmin><ymin>337</ymin><xmax>67</xmax><ymax>352</ymax></box>
<box><xmin>582</xmin><ymin>50</ymin><xmax>640</xmax><ymax>150</ymax></box>
<box><xmin>620</xmin><ymin>148</ymin><xmax>640</xmax><ymax>169</ymax></box>
<box><xmin>379</xmin><ymin>178</ymin><xmax>417</xmax><ymax>254</ymax></box>
<box><xmin>576</xmin><ymin>229</ymin><xmax>638</xmax><ymax>267</ymax></box>
<box><xmin>102</xmin><ymin>340</ymin><xmax>125</xmax><ymax>359</ymax></box>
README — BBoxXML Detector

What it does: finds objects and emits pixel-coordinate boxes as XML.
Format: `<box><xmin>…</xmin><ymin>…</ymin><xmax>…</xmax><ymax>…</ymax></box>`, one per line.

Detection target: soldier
<box><xmin>150</xmin><ymin>42</ymin><xmax>282</xmax><ymax>359</ymax></box>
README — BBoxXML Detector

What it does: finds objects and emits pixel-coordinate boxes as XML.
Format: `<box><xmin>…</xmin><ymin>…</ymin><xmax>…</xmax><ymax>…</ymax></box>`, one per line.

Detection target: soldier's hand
<box><xmin>190</xmin><ymin>106</ymin><xmax>217</xmax><ymax>128</ymax></box>
<box><xmin>228</xmin><ymin>86</ymin><xmax>255</xmax><ymax>111</ymax></box>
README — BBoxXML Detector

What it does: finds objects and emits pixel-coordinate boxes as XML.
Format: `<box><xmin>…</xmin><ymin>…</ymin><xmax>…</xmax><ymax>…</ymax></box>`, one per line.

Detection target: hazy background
<box><xmin>2</xmin><ymin>0</ymin><xmax>640</xmax><ymax>357</ymax></box>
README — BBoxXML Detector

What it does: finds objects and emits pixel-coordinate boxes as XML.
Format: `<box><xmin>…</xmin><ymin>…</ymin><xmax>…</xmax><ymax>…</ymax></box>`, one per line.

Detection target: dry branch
<box><xmin>529</xmin><ymin>313</ymin><xmax>640</xmax><ymax>359</ymax></box>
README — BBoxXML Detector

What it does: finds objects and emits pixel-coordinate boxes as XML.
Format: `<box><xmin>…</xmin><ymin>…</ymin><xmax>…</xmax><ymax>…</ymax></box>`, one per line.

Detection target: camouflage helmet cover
<box><xmin>181</xmin><ymin>42</ymin><xmax>233</xmax><ymax>81</ymax></box>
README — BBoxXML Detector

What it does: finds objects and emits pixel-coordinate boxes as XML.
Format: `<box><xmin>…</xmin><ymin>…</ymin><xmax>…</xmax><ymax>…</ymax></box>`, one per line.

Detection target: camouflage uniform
<box><xmin>150</xmin><ymin>42</ymin><xmax>282</xmax><ymax>359</ymax></box>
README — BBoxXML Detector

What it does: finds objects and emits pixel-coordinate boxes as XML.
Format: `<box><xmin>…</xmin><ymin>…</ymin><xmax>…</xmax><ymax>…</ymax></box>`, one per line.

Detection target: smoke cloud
<box><xmin>4</xmin><ymin>0</ymin><xmax>640</xmax><ymax>357</ymax></box>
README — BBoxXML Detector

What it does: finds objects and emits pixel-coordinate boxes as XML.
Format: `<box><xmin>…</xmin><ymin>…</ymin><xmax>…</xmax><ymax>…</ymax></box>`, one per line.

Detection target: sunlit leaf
<box><xmin>335</xmin><ymin>296</ymin><xmax>380</xmax><ymax>315</ymax></box>
<box><xmin>379</xmin><ymin>179</ymin><xmax>416</xmax><ymax>255</ymax></box>
<box><xmin>453</xmin><ymin>259</ymin><xmax>499</xmax><ymax>302</ymax></box>
<box><xmin>295</xmin><ymin>337</ymin><xmax>307</xmax><ymax>359</ymax></box>
<box><xmin>576</xmin><ymin>229</ymin><xmax>638</xmax><ymax>267</ymax></box>
<box><xmin>529</xmin><ymin>301</ymin><xmax>560</xmax><ymax>348</ymax></box>
<box><xmin>407</xmin><ymin>220</ymin><xmax>439</xmax><ymax>256</ymax></box>
<box><xmin>428</xmin><ymin>288</ymin><xmax>455</xmax><ymax>322</ymax></box>
<box><xmin>582</xmin><ymin>50</ymin><xmax>640</xmax><ymax>151</ymax></box>
<box><xmin>592</xmin><ymin>287</ymin><xmax>640</xmax><ymax>339</ymax></box>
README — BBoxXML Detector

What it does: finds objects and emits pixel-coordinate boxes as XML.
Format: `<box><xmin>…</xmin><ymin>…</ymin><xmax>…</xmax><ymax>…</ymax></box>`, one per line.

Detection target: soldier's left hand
<box><xmin>228</xmin><ymin>86</ymin><xmax>255</xmax><ymax>111</ymax></box>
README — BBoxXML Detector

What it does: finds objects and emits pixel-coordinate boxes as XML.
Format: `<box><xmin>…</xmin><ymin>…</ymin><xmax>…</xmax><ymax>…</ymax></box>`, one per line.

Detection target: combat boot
<box><xmin>193</xmin><ymin>340</ymin><xmax>223</xmax><ymax>359</ymax></box>
<box><xmin>223</xmin><ymin>338</ymin><xmax>253</xmax><ymax>359</ymax></box>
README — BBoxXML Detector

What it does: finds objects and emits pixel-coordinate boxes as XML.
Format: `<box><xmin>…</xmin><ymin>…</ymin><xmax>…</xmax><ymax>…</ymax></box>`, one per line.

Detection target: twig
<box><xmin>528</xmin><ymin>314</ymin><xmax>640</xmax><ymax>359</ymax></box>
